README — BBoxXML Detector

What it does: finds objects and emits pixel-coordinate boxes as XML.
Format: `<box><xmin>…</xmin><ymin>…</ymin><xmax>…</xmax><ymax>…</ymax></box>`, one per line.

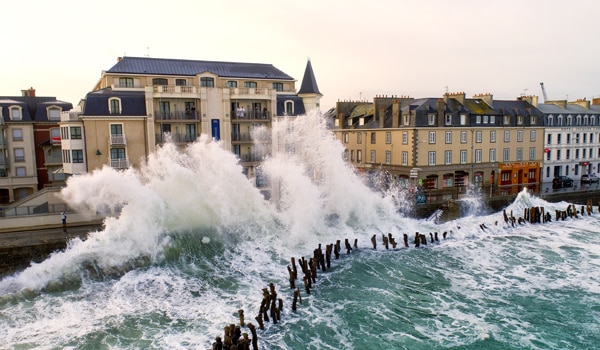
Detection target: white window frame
<box><xmin>445</xmin><ymin>150</ymin><xmax>452</xmax><ymax>165</ymax></box>
<box><xmin>428</xmin><ymin>151</ymin><xmax>436</xmax><ymax>166</ymax></box>
<box><xmin>429</xmin><ymin>131</ymin><xmax>436</xmax><ymax>144</ymax></box>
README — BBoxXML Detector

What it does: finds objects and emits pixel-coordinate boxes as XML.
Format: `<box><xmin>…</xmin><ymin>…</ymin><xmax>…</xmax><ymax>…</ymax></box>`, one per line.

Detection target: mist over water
<box><xmin>1</xmin><ymin>111</ymin><xmax>599</xmax><ymax>349</ymax></box>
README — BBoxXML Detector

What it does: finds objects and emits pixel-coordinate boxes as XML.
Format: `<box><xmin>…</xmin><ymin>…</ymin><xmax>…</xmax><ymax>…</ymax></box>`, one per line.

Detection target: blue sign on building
<box><xmin>416</xmin><ymin>194</ymin><xmax>427</xmax><ymax>205</ymax></box>
<box><xmin>211</xmin><ymin>119</ymin><xmax>220</xmax><ymax>140</ymax></box>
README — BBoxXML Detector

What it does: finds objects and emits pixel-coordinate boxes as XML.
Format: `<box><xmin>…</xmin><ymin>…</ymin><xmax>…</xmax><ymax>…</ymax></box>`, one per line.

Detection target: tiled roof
<box><xmin>107</xmin><ymin>56</ymin><xmax>294</xmax><ymax>80</ymax></box>
<box><xmin>0</xmin><ymin>96</ymin><xmax>72</xmax><ymax>122</ymax></box>
<box><xmin>83</xmin><ymin>88</ymin><xmax>146</xmax><ymax>116</ymax></box>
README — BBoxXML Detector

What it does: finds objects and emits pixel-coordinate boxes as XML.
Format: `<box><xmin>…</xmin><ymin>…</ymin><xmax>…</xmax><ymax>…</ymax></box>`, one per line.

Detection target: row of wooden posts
<box><xmin>503</xmin><ymin>199</ymin><xmax>596</xmax><ymax>227</ymax></box>
<box><xmin>211</xmin><ymin>199</ymin><xmax>596</xmax><ymax>349</ymax></box>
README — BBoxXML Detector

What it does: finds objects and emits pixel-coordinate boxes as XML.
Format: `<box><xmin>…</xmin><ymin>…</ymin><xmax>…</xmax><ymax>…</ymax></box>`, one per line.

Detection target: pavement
<box><xmin>0</xmin><ymin>224</ymin><xmax>102</xmax><ymax>249</ymax></box>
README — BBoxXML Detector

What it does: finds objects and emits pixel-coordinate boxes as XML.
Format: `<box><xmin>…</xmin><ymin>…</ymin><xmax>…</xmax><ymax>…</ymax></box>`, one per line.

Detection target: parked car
<box><xmin>552</xmin><ymin>176</ymin><xmax>574</xmax><ymax>188</ymax></box>
<box><xmin>581</xmin><ymin>173</ymin><xmax>599</xmax><ymax>183</ymax></box>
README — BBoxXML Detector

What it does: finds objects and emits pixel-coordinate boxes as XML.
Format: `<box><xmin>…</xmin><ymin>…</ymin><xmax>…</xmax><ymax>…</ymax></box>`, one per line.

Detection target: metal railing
<box><xmin>155</xmin><ymin>111</ymin><xmax>199</xmax><ymax>120</ymax></box>
<box><xmin>110</xmin><ymin>158</ymin><xmax>129</xmax><ymax>169</ymax></box>
<box><xmin>110</xmin><ymin>134</ymin><xmax>126</xmax><ymax>145</ymax></box>
<box><xmin>231</xmin><ymin>110</ymin><xmax>271</xmax><ymax>120</ymax></box>
<box><xmin>0</xmin><ymin>203</ymin><xmax>67</xmax><ymax>217</ymax></box>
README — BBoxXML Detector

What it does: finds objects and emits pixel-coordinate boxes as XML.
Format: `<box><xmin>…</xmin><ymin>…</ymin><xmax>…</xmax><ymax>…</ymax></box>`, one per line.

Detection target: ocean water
<box><xmin>1</xmin><ymin>112</ymin><xmax>599</xmax><ymax>349</ymax></box>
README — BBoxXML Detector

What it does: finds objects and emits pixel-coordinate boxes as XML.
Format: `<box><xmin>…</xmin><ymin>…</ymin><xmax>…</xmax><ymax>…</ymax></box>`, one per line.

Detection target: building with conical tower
<box><xmin>60</xmin><ymin>57</ymin><xmax>321</xmax><ymax>193</ymax></box>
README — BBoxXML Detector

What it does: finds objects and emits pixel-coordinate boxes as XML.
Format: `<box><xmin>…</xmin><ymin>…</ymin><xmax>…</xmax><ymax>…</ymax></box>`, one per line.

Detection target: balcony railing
<box><xmin>231</xmin><ymin>110</ymin><xmax>271</xmax><ymax>120</ymax></box>
<box><xmin>153</xmin><ymin>85</ymin><xmax>200</xmax><ymax>94</ymax></box>
<box><xmin>237</xmin><ymin>154</ymin><xmax>265</xmax><ymax>163</ymax></box>
<box><xmin>111</xmin><ymin>134</ymin><xmax>126</xmax><ymax>145</ymax></box>
<box><xmin>155</xmin><ymin>111</ymin><xmax>199</xmax><ymax>121</ymax></box>
<box><xmin>110</xmin><ymin>158</ymin><xmax>129</xmax><ymax>169</ymax></box>
<box><xmin>51</xmin><ymin>136</ymin><xmax>62</xmax><ymax>145</ymax></box>
<box><xmin>45</xmin><ymin>155</ymin><xmax>63</xmax><ymax>165</ymax></box>
<box><xmin>155</xmin><ymin>133</ymin><xmax>197</xmax><ymax>144</ymax></box>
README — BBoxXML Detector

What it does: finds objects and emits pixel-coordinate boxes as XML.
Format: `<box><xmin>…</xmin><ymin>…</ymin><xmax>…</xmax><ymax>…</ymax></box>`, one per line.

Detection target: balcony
<box><xmin>155</xmin><ymin>133</ymin><xmax>197</xmax><ymax>144</ymax></box>
<box><xmin>152</xmin><ymin>85</ymin><xmax>200</xmax><ymax>96</ymax></box>
<box><xmin>111</xmin><ymin>134</ymin><xmax>126</xmax><ymax>145</ymax></box>
<box><xmin>110</xmin><ymin>158</ymin><xmax>129</xmax><ymax>169</ymax></box>
<box><xmin>45</xmin><ymin>155</ymin><xmax>63</xmax><ymax>165</ymax></box>
<box><xmin>155</xmin><ymin>111</ymin><xmax>199</xmax><ymax>121</ymax></box>
<box><xmin>231</xmin><ymin>109</ymin><xmax>271</xmax><ymax>121</ymax></box>
<box><xmin>51</xmin><ymin>136</ymin><xmax>62</xmax><ymax>145</ymax></box>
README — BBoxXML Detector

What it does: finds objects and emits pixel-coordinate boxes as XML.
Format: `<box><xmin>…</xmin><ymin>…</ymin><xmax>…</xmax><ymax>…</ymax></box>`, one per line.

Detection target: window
<box><xmin>175</xmin><ymin>79</ymin><xmax>187</xmax><ymax>86</ymax></box>
<box><xmin>490</xmin><ymin>148</ymin><xmax>496</xmax><ymax>162</ymax></box>
<box><xmin>343</xmin><ymin>132</ymin><xmax>349</xmax><ymax>143</ymax></box>
<box><xmin>10</xmin><ymin>107</ymin><xmax>22</xmax><ymax>120</ymax></box>
<box><xmin>547</xmin><ymin>150</ymin><xmax>551</xmax><ymax>161</ymax></box>
<box><xmin>575</xmin><ymin>133</ymin><xmax>580</xmax><ymax>144</ymax></box>
<box><xmin>200</xmin><ymin>77</ymin><xmax>215</xmax><ymax>87</ymax></box>
<box><xmin>272</xmin><ymin>83</ymin><xmax>283</xmax><ymax>91</ymax></box>
<box><xmin>503</xmin><ymin>148</ymin><xmax>510</xmax><ymax>161</ymax></box>
<box><xmin>119</xmin><ymin>77</ymin><xmax>134</xmax><ymax>87</ymax></box>
<box><xmin>63</xmin><ymin>149</ymin><xmax>71</xmax><ymax>163</ymax></box>
<box><xmin>244</xmin><ymin>81</ymin><xmax>257</xmax><ymax>88</ymax></box>
<box><xmin>445</xmin><ymin>150</ymin><xmax>452</xmax><ymax>165</ymax></box>
<box><xmin>460</xmin><ymin>114</ymin><xmax>466</xmax><ymax>125</ymax></box>
<box><xmin>14</xmin><ymin>148</ymin><xmax>25</xmax><ymax>162</ymax></box>
<box><xmin>576</xmin><ymin>116</ymin><xmax>582</xmax><ymax>126</ymax></box>
<box><xmin>504</xmin><ymin>130</ymin><xmax>510</xmax><ymax>142</ymax></box>
<box><xmin>370</xmin><ymin>150</ymin><xmax>376</xmax><ymax>163</ymax></box>
<box><xmin>547</xmin><ymin>116</ymin><xmax>553</xmax><ymax>126</ymax></box>
<box><xmin>445</xmin><ymin>131</ymin><xmax>452</xmax><ymax>144</ymax></box>
<box><xmin>349</xmin><ymin>150</ymin><xmax>353</xmax><ymax>161</ymax></box>
<box><xmin>584</xmin><ymin>133</ymin><xmax>588</xmax><ymax>144</ymax></box>
<box><xmin>371</xmin><ymin>132</ymin><xmax>376</xmax><ymax>144</ymax></box>
<box><xmin>445</xmin><ymin>115</ymin><xmax>451</xmax><ymax>125</ymax></box>
<box><xmin>475</xmin><ymin>149</ymin><xmax>482</xmax><ymax>163</ymax></box>
<box><xmin>567</xmin><ymin>134</ymin><xmax>571</xmax><ymax>144</ymax></box>
<box><xmin>12</xmin><ymin>129</ymin><xmax>23</xmax><ymax>141</ymax></box>
<box><xmin>16</xmin><ymin>167</ymin><xmax>26</xmax><ymax>177</ymax></box>
<box><xmin>403</xmin><ymin>114</ymin><xmax>410</xmax><ymax>125</ymax></box>
<box><xmin>401</xmin><ymin>151</ymin><xmax>408</xmax><ymax>165</ymax></box>
<box><xmin>483</xmin><ymin>115</ymin><xmax>489</xmax><ymax>124</ymax></box>
<box><xmin>385</xmin><ymin>132</ymin><xmax>391</xmax><ymax>144</ymax></box>
<box><xmin>476</xmin><ymin>115</ymin><xmax>481</xmax><ymax>124</ymax></box>
<box><xmin>285</xmin><ymin>101</ymin><xmax>294</xmax><ymax>115</ymax></box>
<box><xmin>152</xmin><ymin>78</ymin><xmax>168</xmax><ymax>85</ymax></box>
<box><xmin>558</xmin><ymin>116</ymin><xmax>563</xmax><ymax>126</ymax></box>
<box><xmin>227</xmin><ymin>81</ymin><xmax>238</xmax><ymax>88</ymax></box>
<box><xmin>460</xmin><ymin>150</ymin><xmax>467</xmax><ymax>164</ymax></box>
<box><xmin>530</xmin><ymin>115</ymin><xmax>537</xmax><ymax>125</ymax></box>
<box><xmin>490</xmin><ymin>130</ymin><xmax>496</xmax><ymax>143</ymax></box>
<box><xmin>72</xmin><ymin>150</ymin><xmax>84</xmax><ymax>163</ymax></box>
<box><xmin>530</xmin><ymin>130</ymin><xmax>536</xmax><ymax>142</ymax></box>
<box><xmin>50</xmin><ymin>128</ymin><xmax>60</xmax><ymax>142</ymax></box>
<box><xmin>71</xmin><ymin>126</ymin><xmax>82</xmax><ymax>139</ymax></box>
<box><xmin>428</xmin><ymin>114</ymin><xmax>436</xmax><ymax>125</ymax></box>
<box><xmin>357</xmin><ymin>150</ymin><xmax>362</xmax><ymax>162</ymax></box>
<box><xmin>575</xmin><ymin>149</ymin><xmax>580</xmax><ymax>159</ymax></box>
<box><xmin>111</xmin><ymin>147</ymin><xmax>126</xmax><ymax>159</ymax></box>
<box><xmin>567</xmin><ymin>116</ymin><xmax>572</xmax><ymax>126</ymax></box>
<box><xmin>429</xmin><ymin>131</ymin><xmax>436</xmax><ymax>144</ymax></box>
<box><xmin>402</xmin><ymin>132</ymin><xmax>408</xmax><ymax>144</ymax></box>
<box><xmin>517</xmin><ymin>116</ymin><xmax>524</xmax><ymax>125</ymax></box>
<box><xmin>517</xmin><ymin>130</ymin><xmax>523</xmax><ymax>142</ymax></box>
<box><xmin>503</xmin><ymin>115</ymin><xmax>510</xmax><ymax>125</ymax></box>
<box><xmin>111</xmin><ymin>124</ymin><xmax>123</xmax><ymax>136</ymax></box>
<box><xmin>517</xmin><ymin>148</ymin><xmax>523</xmax><ymax>161</ymax></box>
<box><xmin>547</xmin><ymin>134</ymin><xmax>552</xmax><ymax>144</ymax></box>
<box><xmin>357</xmin><ymin>132</ymin><xmax>362</xmax><ymax>144</ymax></box>
<box><xmin>490</xmin><ymin>115</ymin><xmax>496</xmax><ymax>124</ymax></box>
<box><xmin>48</xmin><ymin>107</ymin><xmax>61</xmax><ymax>120</ymax></box>
<box><xmin>428</xmin><ymin>151</ymin><xmax>436</xmax><ymax>166</ymax></box>
<box><xmin>61</xmin><ymin>127</ymin><xmax>69</xmax><ymax>140</ymax></box>
<box><xmin>385</xmin><ymin>151</ymin><xmax>391</xmax><ymax>164</ymax></box>
<box><xmin>558</xmin><ymin>134</ymin><xmax>562</xmax><ymax>144</ymax></box>
<box><xmin>566</xmin><ymin>149</ymin><xmax>571</xmax><ymax>159</ymax></box>
<box><xmin>185</xmin><ymin>124</ymin><xmax>196</xmax><ymax>142</ymax></box>
<box><xmin>476</xmin><ymin>130</ymin><xmax>482</xmax><ymax>143</ymax></box>
<box><xmin>461</xmin><ymin>131</ymin><xmax>467</xmax><ymax>143</ymax></box>
<box><xmin>109</xmin><ymin>98</ymin><xmax>121</xmax><ymax>114</ymax></box>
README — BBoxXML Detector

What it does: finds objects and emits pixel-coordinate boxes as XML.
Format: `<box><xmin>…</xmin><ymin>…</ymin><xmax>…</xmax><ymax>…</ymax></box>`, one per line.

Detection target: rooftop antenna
<box><xmin>146</xmin><ymin>47</ymin><xmax>150</xmax><ymax>57</ymax></box>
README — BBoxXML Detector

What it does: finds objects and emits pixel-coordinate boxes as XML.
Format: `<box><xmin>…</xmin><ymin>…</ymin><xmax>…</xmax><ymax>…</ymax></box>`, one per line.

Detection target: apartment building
<box><xmin>333</xmin><ymin>92</ymin><xmax>544</xmax><ymax>202</ymax></box>
<box><xmin>535</xmin><ymin>97</ymin><xmax>600</xmax><ymax>182</ymax></box>
<box><xmin>62</xmin><ymin>57</ymin><xmax>321</xmax><ymax>188</ymax></box>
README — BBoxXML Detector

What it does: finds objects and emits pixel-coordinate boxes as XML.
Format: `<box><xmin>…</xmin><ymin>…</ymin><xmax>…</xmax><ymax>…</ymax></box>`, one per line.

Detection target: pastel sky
<box><xmin>2</xmin><ymin>0</ymin><xmax>599</xmax><ymax>110</ymax></box>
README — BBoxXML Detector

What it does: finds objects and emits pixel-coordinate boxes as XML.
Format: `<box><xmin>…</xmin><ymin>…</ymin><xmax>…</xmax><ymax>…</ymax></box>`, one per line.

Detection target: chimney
<box><xmin>568</xmin><ymin>98</ymin><xmax>590</xmax><ymax>109</ymax></box>
<box><xmin>117</xmin><ymin>57</ymin><xmax>123</xmax><ymax>62</ymax></box>
<box><xmin>517</xmin><ymin>95</ymin><xmax>539</xmax><ymax>107</ymax></box>
<box><xmin>474</xmin><ymin>93</ymin><xmax>493</xmax><ymax>108</ymax></box>
<box><xmin>21</xmin><ymin>87</ymin><xmax>36</xmax><ymax>97</ymax></box>
<box><xmin>444</xmin><ymin>91</ymin><xmax>465</xmax><ymax>104</ymax></box>
<box><xmin>592</xmin><ymin>98</ymin><xmax>600</xmax><ymax>106</ymax></box>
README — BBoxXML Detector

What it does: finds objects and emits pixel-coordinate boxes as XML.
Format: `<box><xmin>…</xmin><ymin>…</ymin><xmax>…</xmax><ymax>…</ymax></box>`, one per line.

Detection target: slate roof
<box><xmin>107</xmin><ymin>56</ymin><xmax>294</xmax><ymax>80</ymax></box>
<box><xmin>0</xmin><ymin>96</ymin><xmax>72</xmax><ymax>122</ymax></box>
<box><xmin>83</xmin><ymin>88</ymin><xmax>147</xmax><ymax>116</ymax></box>
<box><xmin>297</xmin><ymin>59</ymin><xmax>321</xmax><ymax>95</ymax></box>
<box><xmin>276</xmin><ymin>94</ymin><xmax>306</xmax><ymax>116</ymax></box>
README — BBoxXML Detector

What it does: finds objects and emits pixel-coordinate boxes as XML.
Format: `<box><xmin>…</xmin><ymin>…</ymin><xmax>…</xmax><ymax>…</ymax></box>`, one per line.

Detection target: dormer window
<box><xmin>109</xmin><ymin>98</ymin><xmax>121</xmax><ymax>114</ymax></box>
<box><xmin>9</xmin><ymin>106</ymin><xmax>22</xmax><ymax>120</ymax></box>
<box><xmin>428</xmin><ymin>114</ymin><xmax>436</xmax><ymax>125</ymax></box>
<box><xmin>285</xmin><ymin>101</ymin><xmax>294</xmax><ymax>115</ymax></box>
<box><xmin>47</xmin><ymin>107</ymin><xmax>61</xmax><ymax>120</ymax></box>
<box><xmin>517</xmin><ymin>115</ymin><xmax>523</xmax><ymax>125</ymax></box>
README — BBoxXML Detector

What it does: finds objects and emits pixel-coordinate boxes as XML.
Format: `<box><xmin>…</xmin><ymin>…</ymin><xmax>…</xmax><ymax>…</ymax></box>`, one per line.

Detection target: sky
<box><xmin>1</xmin><ymin>0</ymin><xmax>599</xmax><ymax>110</ymax></box>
